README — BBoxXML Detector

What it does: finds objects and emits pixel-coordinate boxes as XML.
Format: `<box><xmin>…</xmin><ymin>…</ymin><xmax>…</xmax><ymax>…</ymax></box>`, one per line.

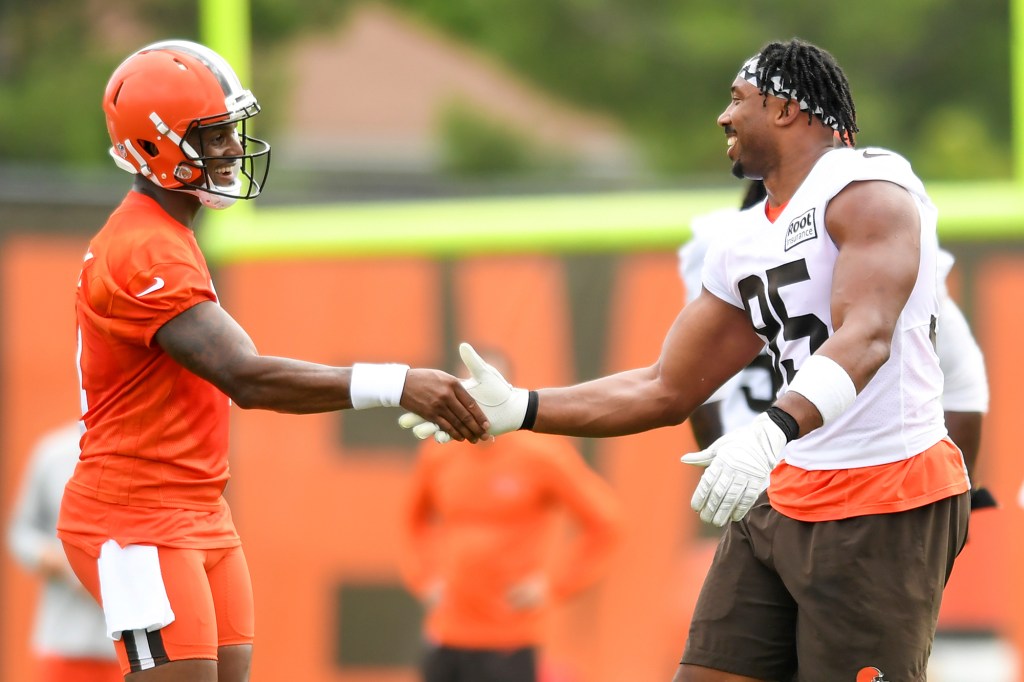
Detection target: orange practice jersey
<box><xmin>400</xmin><ymin>432</ymin><xmax>622</xmax><ymax>649</ymax></box>
<box><xmin>58</xmin><ymin>191</ymin><xmax>238</xmax><ymax>555</ymax></box>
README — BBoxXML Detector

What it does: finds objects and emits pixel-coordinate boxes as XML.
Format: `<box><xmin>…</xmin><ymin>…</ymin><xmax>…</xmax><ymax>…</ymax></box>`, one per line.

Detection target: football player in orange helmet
<box><xmin>102</xmin><ymin>40</ymin><xmax>270</xmax><ymax>210</ymax></box>
<box><xmin>57</xmin><ymin>40</ymin><xmax>490</xmax><ymax>682</ymax></box>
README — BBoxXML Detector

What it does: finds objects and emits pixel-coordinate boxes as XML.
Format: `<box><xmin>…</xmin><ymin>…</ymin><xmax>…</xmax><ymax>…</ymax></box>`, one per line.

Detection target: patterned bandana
<box><xmin>738</xmin><ymin>54</ymin><xmax>839</xmax><ymax>130</ymax></box>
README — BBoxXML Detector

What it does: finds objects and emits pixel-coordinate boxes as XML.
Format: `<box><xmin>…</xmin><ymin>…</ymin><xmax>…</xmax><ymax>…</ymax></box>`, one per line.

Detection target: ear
<box><xmin>775</xmin><ymin>99</ymin><xmax>803</xmax><ymax>127</ymax></box>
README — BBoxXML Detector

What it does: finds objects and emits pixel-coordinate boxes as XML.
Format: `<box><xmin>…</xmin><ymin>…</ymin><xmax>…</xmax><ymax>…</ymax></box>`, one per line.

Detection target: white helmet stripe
<box><xmin>148</xmin><ymin>113</ymin><xmax>203</xmax><ymax>163</ymax></box>
<box><xmin>139</xmin><ymin>40</ymin><xmax>243</xmax><ymax>99</ymax></box>
<box><xmin>120</xmin><ymin>139</ymin><xmax>152</xmax><ymax>176</ymax></box>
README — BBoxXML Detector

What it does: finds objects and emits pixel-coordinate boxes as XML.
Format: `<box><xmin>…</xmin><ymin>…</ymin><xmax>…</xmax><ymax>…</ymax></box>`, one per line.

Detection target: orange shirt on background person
<box><xmin>400</xmin><ymin>431</ymin><xmax>622</xmax><ymax>649</ymax></box>
<box><xmin>58</xmin><ymin>191</ymin><xmax>239</xmax><ymax>557</ymax></box>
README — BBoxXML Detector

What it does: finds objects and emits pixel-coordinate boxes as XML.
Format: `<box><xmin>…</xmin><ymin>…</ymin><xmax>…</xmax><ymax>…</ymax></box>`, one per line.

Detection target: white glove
<box><xmin>680</xmin><ymin>412</ymin><xmax>786</xmax><ymax>526</ymax></box>
<box><xmin>396</xmin><ymin>412</ymin><xmax>448</xmax><ymax>441</ymax></box>
<box><xmin>398</xmin><ymin>342</ymin><xmax>530</xmax><ymax>443</ymax></box>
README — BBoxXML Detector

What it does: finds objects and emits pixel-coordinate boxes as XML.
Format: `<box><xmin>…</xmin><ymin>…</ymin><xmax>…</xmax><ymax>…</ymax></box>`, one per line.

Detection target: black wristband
<box><xmin>765</xmin><ymin>406</ymin><xmax>799</xmax><ymax>442</ymax></box>
<box><xmin>520</xmin><ymin>390</ymin><xmax>539</xmax><ymax>431</ymax></box>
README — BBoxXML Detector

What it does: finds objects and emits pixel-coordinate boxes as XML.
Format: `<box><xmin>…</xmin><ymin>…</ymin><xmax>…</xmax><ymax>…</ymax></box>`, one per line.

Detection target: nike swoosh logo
<box><xmin>862</xmin><ymin>150</ymin><xmax>890</xmax><ymax>158</ymax></box>
<box><xmin>137</xmin><ymin>277</ymin><xmax>165</xmax><ymax>297</ymax></box>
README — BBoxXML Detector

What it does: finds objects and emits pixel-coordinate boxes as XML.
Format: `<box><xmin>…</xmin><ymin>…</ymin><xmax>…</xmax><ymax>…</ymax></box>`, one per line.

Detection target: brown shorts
<box><xmin>681</xmin><ymin>490</ymin><xmax>969</xmax><ymax>681</ymax></box>
<box><xmin>63</xmin><ymin>542</ymin><xmax>255</xmax><ymax>676</ymax></box>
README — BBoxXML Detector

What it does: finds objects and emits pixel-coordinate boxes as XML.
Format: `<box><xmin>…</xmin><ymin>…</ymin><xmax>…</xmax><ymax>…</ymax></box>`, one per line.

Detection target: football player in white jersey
<box><xmin>402</xmin><ymin>38</ymin><xmax>970</xmax><ymax>681</ymax></box>
<box><xmin>680</xmin><ymin>181</ymin><xmax>995</xmax><ymax>511</ymax></box>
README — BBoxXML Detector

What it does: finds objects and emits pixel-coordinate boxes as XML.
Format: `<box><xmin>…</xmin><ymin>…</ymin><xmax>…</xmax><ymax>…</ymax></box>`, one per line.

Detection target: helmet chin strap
<box><xmin>195</xmin><ymin>190</ymin><xmax>238</xmax><ymax>210</ymax></box>
<box><xmin>184</xmin><ymin>178</ymin><xmax>242</xmax><ymax>210</ymax></box>
<box><xmin>187</xmin><ymin>180</ymin><xmax>241</xmax><ymax>210</ymax></box>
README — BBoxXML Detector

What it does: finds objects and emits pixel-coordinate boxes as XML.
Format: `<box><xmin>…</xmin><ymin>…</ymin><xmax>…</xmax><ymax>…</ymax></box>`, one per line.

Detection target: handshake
<box><xmin>401</xmin><ymin>343</ymin><xmax>784</xmax><ymax>529</ymax></box>
<box><xmin>399</xmin><ymin>343</ymin><xmax>533</xmax><ymax>443</ymax></box>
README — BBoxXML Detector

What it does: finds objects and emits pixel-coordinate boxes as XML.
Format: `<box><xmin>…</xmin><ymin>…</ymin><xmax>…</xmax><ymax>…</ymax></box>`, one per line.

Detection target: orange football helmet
<box><xmin>103</xmin><ymin>40</ymin><xmax>270</xmax><ymax>209</ymax></box>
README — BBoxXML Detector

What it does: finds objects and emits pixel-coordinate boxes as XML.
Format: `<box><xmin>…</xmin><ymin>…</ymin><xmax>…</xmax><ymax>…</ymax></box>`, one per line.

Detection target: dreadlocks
<box><xmin>756</xmin><ymin>38</ymin><xmax>859</xmax><ymax>146</ymax></box>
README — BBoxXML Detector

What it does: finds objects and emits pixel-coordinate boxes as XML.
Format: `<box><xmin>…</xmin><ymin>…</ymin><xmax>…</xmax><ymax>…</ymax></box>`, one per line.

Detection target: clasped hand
<box><xmin>680</xmin><ymin>412</ymin><xmax>786</xmax><ymax>526</ymax></box>
<box><xmin>399</xmin><ymin>343</ymin><xmax>528</xmax><ymax>443</ymax></box>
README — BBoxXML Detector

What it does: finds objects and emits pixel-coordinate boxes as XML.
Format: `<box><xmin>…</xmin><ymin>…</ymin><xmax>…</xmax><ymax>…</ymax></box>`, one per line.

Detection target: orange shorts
<box><xmin>63</xmin><ymin>542</ymin><xmax>254</xmax><ymax>676</ymax></box>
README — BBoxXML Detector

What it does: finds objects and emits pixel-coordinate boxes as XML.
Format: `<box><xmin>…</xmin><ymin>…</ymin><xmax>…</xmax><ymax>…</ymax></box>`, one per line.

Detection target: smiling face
<box><xmin>717</xmin><ymin>77</ymin><xmax>782</xmax><ymax>181</ymax></box>
<box><xmin>186</xmin><ymin>122</ymin><xmax>244</xmax><ymax>188</ymax></box>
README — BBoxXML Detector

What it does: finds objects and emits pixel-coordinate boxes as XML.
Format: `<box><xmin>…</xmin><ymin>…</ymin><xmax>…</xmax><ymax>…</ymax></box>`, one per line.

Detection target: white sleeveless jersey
<box><xmin>702</xmin><ymin>146</ymin><xmax>946</xmax><ymax>470</ymax></box>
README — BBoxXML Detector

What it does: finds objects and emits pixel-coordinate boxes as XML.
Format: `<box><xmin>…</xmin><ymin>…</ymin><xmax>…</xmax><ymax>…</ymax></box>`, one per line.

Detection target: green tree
<box><xmin>0</xmin><ymin>0</ymin><xmax>1012</xmax><ymax>180</ymax></box>
<box><xmin>392</xmin><ymin>0</ymin><xmax>1011</xmax><ymax>179</ymax></box>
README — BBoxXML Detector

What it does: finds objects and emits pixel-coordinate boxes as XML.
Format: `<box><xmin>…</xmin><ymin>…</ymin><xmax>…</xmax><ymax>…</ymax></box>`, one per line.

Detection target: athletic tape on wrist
<box><xmin>520</xmin><ymin>390</ymin><xmax>539</xmax><ymax>431</ymax></box>
<box><xmin>786</xmin><ymin>355</ymin><xmax>857</xmax><ymax>426</ymax></box>
<box><xmin>350</xmin><ymin>363</ymin><xmax>410</xmax><ymax>409</ymax></box>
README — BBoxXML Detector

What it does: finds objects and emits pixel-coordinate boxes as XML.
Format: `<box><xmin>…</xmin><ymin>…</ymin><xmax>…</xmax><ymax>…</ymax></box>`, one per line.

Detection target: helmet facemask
<box><xmin>172</xmin><ymin>111</ymin><xmax>271</xmax><ymax>209</ymax></box>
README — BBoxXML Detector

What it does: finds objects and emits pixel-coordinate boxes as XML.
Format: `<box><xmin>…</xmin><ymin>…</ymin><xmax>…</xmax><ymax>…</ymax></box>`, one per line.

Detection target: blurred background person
<box><xmin>6</xmin><ymin>421</ymin><xmax>120</xmax><ymax>682</ymax></box>
<box><xmin>400</xmin><ymin>350</ymin><xmax>623</xmax><ymax>682</ymax></box>
<box><xmin>678</xmin><ymin>179</ymin><xmax>771</xmax><ymax>450</ymax></box>
<box><xmin>934</xmin><ymin>247</ymin><xmax>996</xmax><ymax>512</ymax></box>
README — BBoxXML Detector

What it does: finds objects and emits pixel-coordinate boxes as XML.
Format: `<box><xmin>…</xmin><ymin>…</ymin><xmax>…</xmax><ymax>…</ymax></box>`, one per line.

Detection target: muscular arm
<box><xmin>775</xmin><ymin>180</ymin><xmax>923</xmax><ymax>434</ymax></box>
<box><xmin>945</xmin><ymin>411</ymin><xmax>982</xmax><ymax>479</ymax></box>
<box><xmin>155</xmin><ymin>301</ymin><xmax>488</xmax><ymax>440</ymax></box>
<box><xmin>532</xmin><ymin>291</ymin><xmax>764</xmax><ymax>437</ymax></box>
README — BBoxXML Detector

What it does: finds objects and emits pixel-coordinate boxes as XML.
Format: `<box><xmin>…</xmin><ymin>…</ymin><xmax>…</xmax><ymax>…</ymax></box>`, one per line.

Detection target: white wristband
<box><xmin>350</xmin><ymin>363</ymin><xmax>410</xmax><ymax>409</ymax></box>
<box><xmin>786</xmin><ymin>355</ymin><xmax>857</xmax><ymax>426</ymax></box>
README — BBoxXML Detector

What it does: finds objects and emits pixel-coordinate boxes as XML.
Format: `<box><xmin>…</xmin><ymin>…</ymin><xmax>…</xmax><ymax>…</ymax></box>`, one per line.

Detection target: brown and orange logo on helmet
<box><xmin>856</xmin><ymin>666</ymin><xmax>888</xmax><ymax>682</ymax></box>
